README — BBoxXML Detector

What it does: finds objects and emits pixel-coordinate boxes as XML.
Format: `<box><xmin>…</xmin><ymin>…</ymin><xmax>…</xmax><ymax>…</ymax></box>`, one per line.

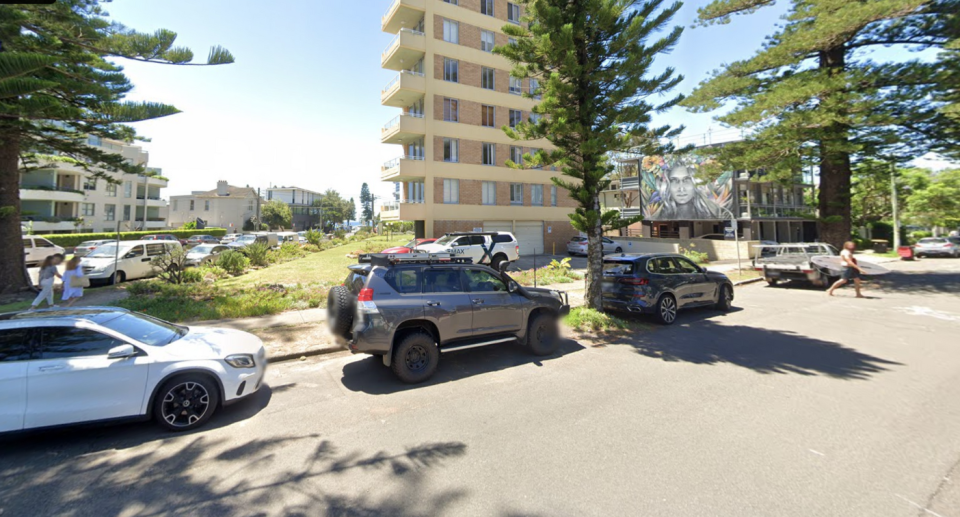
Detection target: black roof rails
<box><xmin>358</xmin><ymin>253</ymin><xmax>475</xmax><ymax>267</ymax></box>
<box><xmin>445</xmin><ymin>231</ymin><xmax>501</xmax><ymax>236</ymax></box>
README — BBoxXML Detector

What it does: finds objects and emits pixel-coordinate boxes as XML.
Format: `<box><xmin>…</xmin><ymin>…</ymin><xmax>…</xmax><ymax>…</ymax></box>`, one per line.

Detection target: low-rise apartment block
<box><xmin>266</xmin><ymin>186</ymin><xmax>321</xmax><ymax>231</ymax></box>
<box><xmin>168</xmin><ymin>181</ymin><xmax>259</xmax><ymax>233</ymax></box>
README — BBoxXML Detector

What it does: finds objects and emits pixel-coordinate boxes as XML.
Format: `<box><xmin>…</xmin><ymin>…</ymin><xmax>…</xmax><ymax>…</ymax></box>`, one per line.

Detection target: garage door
<box><xmin>483</xmin><ymin>221</ymin><xmax>512</xmax><ymax>233</ymax></box>
<box><xmin>514</xmin><ymin>221</ymin><xmax>545</xmax><ymax>256</ymax></box>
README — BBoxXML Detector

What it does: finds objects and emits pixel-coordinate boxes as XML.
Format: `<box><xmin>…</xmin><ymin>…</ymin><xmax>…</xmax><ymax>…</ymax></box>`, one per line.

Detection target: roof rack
<box><xmin>358</xmin><ymin>253</ymin><xmax>475</xmax><ymax>267</ymax></box>
<box><xmin>445</xmin><ymin>231</ymin><xmax>501</xmax><ymax>236</ymax></box>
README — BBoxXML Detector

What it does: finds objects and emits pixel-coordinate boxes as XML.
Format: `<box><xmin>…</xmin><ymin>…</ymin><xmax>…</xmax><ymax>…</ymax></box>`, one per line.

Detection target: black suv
<box><xmin>327</xmin><ymin>254</ymin><xmax>571</xmax><ymax>383</ymax></box>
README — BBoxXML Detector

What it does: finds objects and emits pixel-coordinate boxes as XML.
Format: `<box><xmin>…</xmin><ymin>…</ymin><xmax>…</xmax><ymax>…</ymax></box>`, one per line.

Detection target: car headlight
<box><xmin>225</xmin><ymin>354</ymin><xmax>256</xmax><ymax>368</ymax></box>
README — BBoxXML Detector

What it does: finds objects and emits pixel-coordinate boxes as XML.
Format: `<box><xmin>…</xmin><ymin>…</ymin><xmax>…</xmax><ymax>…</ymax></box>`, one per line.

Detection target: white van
<box><xmin>23</xmin><ymin>236</ymin><xmax>65</xmax><ymax>267</ymax></box>
<box><xmin>80</xmin><ymin>240</ymin><xmax>183</xmax><ymax>284</ymax></box>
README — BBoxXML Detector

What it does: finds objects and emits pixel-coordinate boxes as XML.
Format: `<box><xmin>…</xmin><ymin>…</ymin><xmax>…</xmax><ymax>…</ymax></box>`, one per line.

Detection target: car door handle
<box><xmin>39</xmin><ymin>365</ymin><xmax>64</xmax><ymax>372</ymax></box>
<box><xmin>472</xmin><ymin>299</ymin><xmax>485</xmax><ymax>304</ymax></box>
<box><xmin>141</xmin><ymin>258</ymin><xmax>151</xmax><ymax>262</ymax></box>
<box><xmin>426</xmin><ymin>301</ymin><xmax>441</xmax><ymax>307</ymax></box>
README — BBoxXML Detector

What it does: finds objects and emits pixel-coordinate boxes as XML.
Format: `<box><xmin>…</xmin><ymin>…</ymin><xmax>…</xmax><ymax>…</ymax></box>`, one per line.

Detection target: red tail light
<box><xmin>618</xmin><ymin>277</ymin><xmax>649</xmax><ymax>286</ymax></box>
<box><xmin>357</xmin><ymin>288</ymin><xmax>374</xmax><ymax>302</ymax></box>
<box><xmin>516</xmin><ymin>245</ymin><xmax>520</xmax><ymax>257</ymax></box>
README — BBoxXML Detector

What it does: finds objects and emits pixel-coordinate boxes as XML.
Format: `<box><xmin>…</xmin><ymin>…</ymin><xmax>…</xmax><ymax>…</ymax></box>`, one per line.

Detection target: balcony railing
<box><xmin>382</xmin><ymin>200</ymin><xmax>400</xmax><ymax>212</ymax></box>
<box><xmin>20</xmin><ymin>185</ymin><xmax>84</xmax><ymax>194</ymax></box>
<box><xmin>382</xmin><ymin>28</ymin><xmax>424</xmax><ymax>58</ymax></box>
<box><xmin>382</xmin><ymin>70</ymin><xmax>425</xmax><ymax>94</ymax></box>
<box><xmin>383</xmin><ymin>155</ymin><xmax>425</xmax><ymax>169</ymax></box>
<box><xmin>740</xmin><ymin>204</ymin><xmax>815</xmax><ymax>219</ymax></box>
<box><xmin>382</xmin><ymin>112</ymin><xmax>424</xmax><ymax>132</ymax></box>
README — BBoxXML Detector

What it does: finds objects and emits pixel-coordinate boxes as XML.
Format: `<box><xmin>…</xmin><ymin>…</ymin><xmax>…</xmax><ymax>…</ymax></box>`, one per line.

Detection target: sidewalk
<box><xmin>193</xmin><ymin>307</ymin><xmax>326</xmax><ymax>331</ymax></box>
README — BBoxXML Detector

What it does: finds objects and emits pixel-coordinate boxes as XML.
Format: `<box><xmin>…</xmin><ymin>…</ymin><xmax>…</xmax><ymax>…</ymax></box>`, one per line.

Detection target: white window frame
<box><xmin>443</xmin><ymin>179</ymin><xmax>460</xmax><ymax>204</ymax></box>
<box><xmin>509</xmin><ymin>109</ymin><xmax>522</xmax><ymax>128</ymax></box>
<box><xmin>81</xmin><ymin>203</ymin><xmax>95</xmax><ymax>217</ymax></box>
<box><xmin>105</xmin><ymin>183</ymin><xmax>117</xmax><ymax>197</ymax></box>
<box><xmin>531</xmin><ymin>185</ymin><xmax>544</xmax><ymax>206</ymax></box>
<box><xmin>482</xmin><ymin>181</ymin><xmax>497</xmax><ymax>205</ymax></box>
<box><xmin>508</xmin><ymin>2</ymin><xmax>521</xmax><ymax>23</ymax></box>
<box><xmin>482</xmin><ymin>143</ymin><xmax>496</xmax><ymax>166</ymax></box>
<box><xmin>510</xmin><ymin>183</ymin><xmax>523</xmax><ymax>205</ymax></box>
<box><xmin>443</xmin><ymin>19</ymin><xmax>459</xmax><ymax>44</ymax></box>
<box><xmin>123</xmin><ymin>181</ymin><xmax>132</xmax><ymax>198</ymax></box>
<box><xmin>104</xmin><ymin>204</ymin><xmax>116</xmax><ymax>222</ymax></box>
<box><xmin>481</xmin><ymin>0</ymin><xmax>494</xmax><ymax>16</ymax></box>
<box><xmin>510</xmin><ymin>76</ymin><xmax>522</xmax><ymax>95</ymax></box>
<box><xmin>551</xmin><ymin>186</ymin><xmax>558</xmax><ymax>206</ymax></box>
<box><xmin>510</xmin><ymin>146</ymin><xmax>524</xmax><ymax>165</ymax></box>
<box><xmin>481</xmin><ymin>30</ymin><xmax>495</xmax><ymax>52</ymax></box>
<box><xmin>481</xmin><ymin>67</ymin><xmax>495</xmax><ymax>90</ymax></box>
<box><xmin>443</xmin><ymin>138</ymin><xmax>459</xmax><ymax>163</ymax></box>
<box><xmin>443</xmin><ymin>98</ymin><xmax>459</xmax><ymax>122</ymax></box>
<box><xmin>443</xmin><ymin>58</ymin><xmax>459</xmax><ymax>82</ymax></box>
<box><xmin>481</xmin><ymin>105</ymin><xmax>495</xmax><ymax>127</ymax></box>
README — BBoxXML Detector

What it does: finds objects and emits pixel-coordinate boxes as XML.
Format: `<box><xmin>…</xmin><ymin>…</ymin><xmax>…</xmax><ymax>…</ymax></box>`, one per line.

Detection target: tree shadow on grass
<box><xmin>609</xmin><ymin>314</ymin><xmax>900</xmax><ymax>380</ymax></box>
<box><xmin>340</xmin><ymin>339</ymin><xmax>585</xmax><ymax>395</ymax></box>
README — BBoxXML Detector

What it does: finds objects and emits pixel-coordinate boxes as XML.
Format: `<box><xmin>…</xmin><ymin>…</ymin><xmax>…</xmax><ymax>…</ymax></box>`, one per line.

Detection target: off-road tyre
<box><xmin>327</xmin><ymin>285</ymin><xmax>353</xmax><ymax>338</ymax></box>
<box><xmin>765</xmin><ymin>278</ymin><xmax>778</xmax><ymax>286</ymax></box>
<box><xmin>391</xmin><ymin>332</ymin><xmax>439</xmax><ymax>384</ymax></box>
<box><xmin>490</xmin><ymin>254</ymin><xmax>508</xmax><ymax>272</ymax></box>
<box><xmin>524</xmin><ymin>313</ymin><xmax>561</xmax><ymax>356</ymax></box>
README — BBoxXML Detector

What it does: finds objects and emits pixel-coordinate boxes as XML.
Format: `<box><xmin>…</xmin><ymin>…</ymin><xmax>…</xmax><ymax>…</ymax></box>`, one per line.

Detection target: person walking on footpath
<box><xmin>828</xmin><ymin>241</ymin><xmax>866</xmax><ymax>298</ymax></box>
<box><xmin>30</xmin><ymin>255</ymin><xmax>63</xmax><ymax>309</ymax></box>
<box><xmin>60</xmin><ymin>256</ymin><xmax>87</xmax><ymax>307</ymax></box>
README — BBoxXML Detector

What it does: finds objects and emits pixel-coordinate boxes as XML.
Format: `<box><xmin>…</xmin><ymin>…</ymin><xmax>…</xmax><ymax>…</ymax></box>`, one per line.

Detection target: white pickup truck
<box><xmin>417</xmin><ymin>232</ymin><xmax>520</xmax><ymax>271</ymax></box>
<box><xmin>753</xmin><ymin>243</ymin><xmax>840</xmax><ymax>287</ymax></box>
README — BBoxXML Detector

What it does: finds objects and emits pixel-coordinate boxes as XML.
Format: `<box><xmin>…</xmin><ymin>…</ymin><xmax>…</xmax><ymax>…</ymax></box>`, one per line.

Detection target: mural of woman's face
<box><xmin>668</xmin><ymin>166</ymin><xmax>695</xmax><ymax>205</ymax></box>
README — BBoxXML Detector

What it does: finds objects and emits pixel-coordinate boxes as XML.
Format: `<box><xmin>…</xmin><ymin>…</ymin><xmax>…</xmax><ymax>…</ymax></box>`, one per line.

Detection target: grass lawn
<box><xmin>725</xmin><ymin>269</ymin><xmax>763</xmax><ymax>283</ymax></box>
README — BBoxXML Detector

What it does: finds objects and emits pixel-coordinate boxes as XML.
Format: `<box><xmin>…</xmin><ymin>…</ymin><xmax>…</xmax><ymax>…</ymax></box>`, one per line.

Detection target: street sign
<box><xmin>724</xmin><ymin>228</ymin><xmax>736</xmax><ymax>239</ymax></box>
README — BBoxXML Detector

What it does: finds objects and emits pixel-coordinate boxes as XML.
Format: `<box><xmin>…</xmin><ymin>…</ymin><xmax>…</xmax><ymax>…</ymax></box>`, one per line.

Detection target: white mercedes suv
<box><xmin>0</xmin><ymin>307</ymin><xmax>267</xmax><ymax>433</ymax></box>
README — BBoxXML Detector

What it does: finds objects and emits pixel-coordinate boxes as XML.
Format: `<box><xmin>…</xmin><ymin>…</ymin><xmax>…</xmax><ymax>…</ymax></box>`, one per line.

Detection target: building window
<box><xmin>81</xmin><ymin>203</ymin><xmax>95</xmax><ymax>216</ymax></box>
<box><xmin>481</xmin><ymin>0</ymin><xmax>494</xmax><ymax>16</ymax></box>
<box><xmin>510</xmin><ymin>76</ymin><xmax>522</xmax><ymax>95</ymax></box>
<box><xmin>83</xmin><ymin>177</ymin><xmax>96</xmax><ymax>191</ymax></box>
<box><xmin>248</xmin><ymin>200</ymin><xmax>254</xmax><ymax>211</ymax></box>
<box><xmin>189</xmin><ymin>200</ymin><xmax>195</xmax><ymax>211</ymax></box>
<box><xmin>481</xmin><ymin>30</ymin><xmax>495</xmax><ymax>52</ymax></box>
<box><xmin>204</xmin><ymin>200</ymin><xmax>210</xmax><ymax>211</ymax></box>
<box><xmin>123</xmin><ymin>205</ymin><xmax>131</xmax><ymax>221</ymax></box>
<box><xmin>509</xmin><ymin>109</ymin><xmax>522</xmax><ymax>128</ymax></box>
<box><xmin>123</xmin><ymin>181</ymin><xmax>132</xmax><ymax>198</ymax></box>
<box><xmin>531</xmin><ymin>185</ymin><xmax>544</xmax><ymax>206</ymax></box>
<box><xmin>529</xmin><ymin>147</ymin><xmax>543</xmax><ymax>168</ymax></box>
<box><xmin>443</xmin><ymin>58</ymin><xmax>459</xmax><ymax>82</ymax></box>
<box><xmin>510</xmin><ymin>146</ymin><xmax>524</xmax><ymax>165</ymax></box>
<box><xmin>443</xmin><ymin>179</ymin><xmax>459</xmax><ymax>204</ymax></box>
<box><xmin>443</xmin><ymin>19</ymin><xmax>459</xmax><ymax>44</ymax></box>
<box><xmin>482</xmin><ymin>143</ymin><xmax>496</xmax><ymax>166</ymax></box>
<box><xmin>551</xmin><ymin>186</ymin><xmax>557</xmax><ymax>206</ymax></box>
<box><xmin>105</xmin><ymin>183</ymin><xmax>117</xmax><ymax>197</ymax></box>
<box><xmin>530</xmin><ymin>78</ymin><xmax>540</xmax><ymax>98</ymax></box>
<box><xmin>508</xmin><ymin>2</ymin><xmax>521</xmax><ymax>23</ymax></box>
<box><xmin>482</xmin><ymin>181</ymin><xmax>496</xmax><ymax>205</ymax></box>
<box><xmin>443</xmin><ymin>98</ymin><xmax>459</xmax><ymax>122</ymax></box>
<box><xmin>529</xmin><ymin>113</ymin><xmax>542</xmax><ymax>124</ymax></box>
<box><xmin>510</xmin><ymin>183</ymin><xmax>523</xmax><ymax>205</ymax></box>
<box><xmin>481</xmin><ymin>105</ymin><xmax>495</xmax><ymax>127</ymax></box>
<box><xmin>104</xmin><ymin>204</ymin><xmax>116</xmax><ymax>222</ymax></box>
<box><xmin>443</xmin><ymin>0</ymin><xmax>458</xmax><ymax>4</ymax></box>
<box><xmin>443</xmin><ymin>138</ymin><xmax>459</xmax><ymax>163</ymax></box>
<box><xmin>481</xmin><ymin>67</ymin><xmax>495</xmax><ymax>90</ymax></box>
<box><xmin>509</xmin><ymin>37</ymin><xmax>517</xmax><ymax>46</ymax></box>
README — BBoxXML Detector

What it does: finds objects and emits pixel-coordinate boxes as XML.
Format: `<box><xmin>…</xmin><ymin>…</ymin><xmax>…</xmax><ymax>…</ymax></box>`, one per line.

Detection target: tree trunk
<box><xmin>817</xmin><ymin>46</ymin><xmax>853</xmax><ymax>249</ymax></box>
<box><xmin>584</xmin><ymin>194</ymin><xmax>604</xmax><ymax>311</ymax></box>
<box><xmin>0</xmin><ymin>131</ymin><xmax>30</xmax><ymax>295</ymax></box>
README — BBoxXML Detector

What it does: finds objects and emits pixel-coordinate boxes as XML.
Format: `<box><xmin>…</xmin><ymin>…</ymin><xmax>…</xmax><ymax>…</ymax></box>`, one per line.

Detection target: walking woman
<box><xmin>61</xmin><ymin>256</ymin><xmax>86</xmax><ymax>307</ymax></box>
<box><xmin>828</xmin><ymin>241</ymin><xmax>866</xmax><ymax>298</ymax></box>
<box><xmin>30</xmin><ymin>255</ymin><xmax>63</xmax><ymax>309</ymax></box>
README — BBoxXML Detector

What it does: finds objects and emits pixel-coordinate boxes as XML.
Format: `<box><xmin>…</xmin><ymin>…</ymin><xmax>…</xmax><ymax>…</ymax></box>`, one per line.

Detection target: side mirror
<box><xmin>508</xmin><ymin>281</ymin><xmax>520</xmax><ymax>293</ymax></box>
<box><xmin>498</xmin><ymin>260</ymin><xmax>509</xmax><ymax>273</ymax></box>
<box><xmin>107</xmin><ymin>344</ymin><xmax>137</xmax><ymax>360</ymax></box>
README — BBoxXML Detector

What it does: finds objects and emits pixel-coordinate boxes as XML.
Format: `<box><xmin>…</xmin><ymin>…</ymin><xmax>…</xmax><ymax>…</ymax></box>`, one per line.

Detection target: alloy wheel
<box><xmin>660</xmin><ymin>297</ymin><xmax>677</xmax><ymax>324</ymax></box>
<box><xmin>161</xmin><ymin>381</ymin><xmax>211</xmax><ymax>428</ymax></box>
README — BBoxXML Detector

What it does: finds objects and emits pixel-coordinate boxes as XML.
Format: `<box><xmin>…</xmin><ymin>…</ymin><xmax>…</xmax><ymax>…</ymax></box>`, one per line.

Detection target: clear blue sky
<box><xmin>108</xmin><ymin>0</ymin><xmax>910</xmax><ymax>202</ymax></box>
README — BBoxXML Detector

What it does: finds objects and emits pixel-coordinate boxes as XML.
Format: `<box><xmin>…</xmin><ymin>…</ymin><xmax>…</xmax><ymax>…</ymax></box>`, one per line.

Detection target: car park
<box><xmin>914</xmin><ymin>237</ymin><xmax>960</xmax><ymax>258</ymax></box>
<box><xmin>184</xmin><ymin>235</ymin><xmax>221</xmax><ymax>247</ymax></box>
<box><xmin>416</xmin><ymin>232</ymin><xmax>520</xmax><ymax>270</ymax></box>
<box><xmin>73</xmin><ymin>239</ymin><xmax>117</xmax><ymax>258</ymax></box>
<box><xmin>80</xmin><ymin>240</ymin><xmax>182</xmax><ymax>284</ymax></box>
<box><xmin>228</xmin><ymin>233</ymin><xmax>279</xmax><ymax>250</ymax></box>
<box><xmin>185</xmin><ymin>244</ymin><xmax>231</xmax><ymax>267</ymax></box>
<box><xmin>381</xmin><ymin>238</ymin><xmax>437</xmax><ymax>254</ymax></box>
<box><xmin>327</xmin><ymin>253</ymin><xmax>570</xmax><ymax>383</ymax></box>
<box><xmin>22</xmin><ymin>236</ymin><xmax>65</xmax><ymax>267</ymax></box>
<box><xmin>601</xmin><ymin>253</ymin><xmax>734</xmax><ymax>325</ymax></box>
<box><xmin>567</xmin><ymin>236</ymin><xmax>624</xmax><ymax>256</ymax></box>
<box><xmin>0</xmin><ymin>307</ymin><xmax>266</xmax><ymax>433</ymax></box>
<box><xmin>142</xmin><ymin>234</ymin><xmax>179</xmax><ymax>242</ymax></box>
<box><xmin>220</xmin><ymin>234</ymin><xmax>239</xmax><ymax>245</ymax></box>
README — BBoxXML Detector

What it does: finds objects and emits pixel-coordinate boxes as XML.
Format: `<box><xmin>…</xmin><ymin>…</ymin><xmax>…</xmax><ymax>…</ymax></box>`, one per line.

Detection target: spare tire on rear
<box><xmin>327</xmin><ymin>285</ymin><xmax>354</xmax><ymax>338</ymax></box>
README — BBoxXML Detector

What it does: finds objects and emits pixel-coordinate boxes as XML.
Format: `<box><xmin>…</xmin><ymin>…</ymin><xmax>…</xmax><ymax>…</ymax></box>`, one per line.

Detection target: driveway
<box><xmin>2</xmin><ymin>259</ymin><xmax>959</xmax><ymax>516</ymax></box>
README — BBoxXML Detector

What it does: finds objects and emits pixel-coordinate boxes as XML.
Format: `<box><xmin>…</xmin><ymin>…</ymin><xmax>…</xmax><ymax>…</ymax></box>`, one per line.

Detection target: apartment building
<box><xmin>266</xmin><ymin>186</ymin><xmax>321</xmax><ymax>231</ymax></box>
<box><xmin>379</xmin><ymin>0</ymin><xmax>578</xmax><ymax>254</ymax></box>
<box><xmin>19</xmin><ymin>136</ymin><xmax>169</xmax><ymax>234</ymax></box>
<box><xmin>168</xmin><ymin>181</ymin><xmax>259</xmax><ymax>233</ymax></box>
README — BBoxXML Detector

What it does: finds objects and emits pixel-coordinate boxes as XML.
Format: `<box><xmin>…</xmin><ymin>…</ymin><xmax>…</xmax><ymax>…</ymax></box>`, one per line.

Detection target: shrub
<box><xmin>198</xmin><ymin>265</ymin><xmax>230</xmax><ymax>281</ymax></box>
<box><xmin>303</xmin><ymin>244</ymin><xmax>321</xmax><ymax>253</ymax></box>
<box><xmin>277</xmin><ymin>242</ymin><xmax>306</xmax><ymax>261</ymax></box>
<box><xmin>180</xmin><ymin>267</ymin><xmax>204</xmax><ymax>284</ymax></box>
<box><xmin>242</xmin><ymin>242</ymin><xmax>272</xmax><ymax>267</ymax></box>
<box><xmin>305</xmin><ymin>229</ymin><xmax>324</xmax><ymax>246</ymax></box>
<box><xmin>680</xmin><ymin>246</ymin><xmax>709</xmax><ymax>264</ymax></box>
<box><xmin>563</xmin><ymin>307</ymin><xmax>630</xmax><ymax>332</ymax></box>
<box><xmin>333</xmin><ymin>229</ymin><xmax>347</xmax><ymax>239</ymax></box>
<box><xmin>216</xmin><ymin>250</ymin><xmax>250</xmax><ymax>276</ymax></box>
<box><xmin>910</xmin><ymin>230</ymin><xmax>933</xmax><ymax>242</ymax></box>
<box><xmin>37</xmin><ymin>228</ymin><xmax>227</xmax><ymax>248</ymax></box>
<box><xmin>150</xmin><ymin>248</ymin><xmax>191</xmax><ymax>284</ymax></box>
<box><xmin>126</xmin><ymin>280</ymin><xmax>165</xmax><ymax>296</ymax></box>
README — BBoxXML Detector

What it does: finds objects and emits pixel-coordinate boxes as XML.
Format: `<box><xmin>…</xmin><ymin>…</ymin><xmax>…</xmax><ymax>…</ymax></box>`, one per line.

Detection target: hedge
<box><xmin>38</xmin><ymin>228</ymin><xmax>228</xmax><ymax>248</ymax></box>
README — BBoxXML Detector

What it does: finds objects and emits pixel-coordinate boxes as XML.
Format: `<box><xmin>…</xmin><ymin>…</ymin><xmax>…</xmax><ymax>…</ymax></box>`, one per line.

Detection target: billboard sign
<box><xmin>639</xmin><ymin>155</ymin><xmax>734</xmax><ymax>221</ymax></box>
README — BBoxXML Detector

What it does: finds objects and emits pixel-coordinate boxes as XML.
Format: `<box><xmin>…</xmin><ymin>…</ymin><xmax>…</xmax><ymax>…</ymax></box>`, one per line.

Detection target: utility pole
<box><xmin>256</xmin><ymin>187</ymin><xmax>262</xmax><ymax>230</ymax></box>
<box><xmin>891</xmin><ymin>162</ymin><xmax>901</xmax><ymax>249</ymax></box>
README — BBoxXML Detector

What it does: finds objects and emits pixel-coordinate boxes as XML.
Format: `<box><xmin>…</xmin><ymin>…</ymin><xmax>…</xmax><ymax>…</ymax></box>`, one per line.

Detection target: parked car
<box><xmin>416</xmin><ymin>232</ymin><xmax>520</xmax><ymax>270</ymax></box>
<box><xmin>567</xmin><ymin>236</ymin><xmax>624</xmax><ymax>256</ymax></box>
<box><xmin>601</xmin><ymin>253</ymin><xmax>734</xmax><ymax>325</ymax></box>
<box><xmin>22</xmin><ymin>236</ymin><xmax>65</xmax><ymax>267</ymax></box>
<box><xmin>381</xmin><ymin>238</ymin><xmax>437</xmax><ymax>254</ymax></box>
<box><xmin>228</xmin><ymin>233</ymin><xmax>279</xmax><ymax>250</ymax></box>
<box><xmin>73</xmin><ymin>239</ymin><xmax>118</xmax><ymax>258</ymax></box>
<box><xmin>80</xmin><ymin>240</ymin><xmax>183</xmax><ymax>284</ymax></box>
<box><xmin>753</xmin><ymin>243</ymin><xmax>840</xmax><ymax>287</ymax></box>
<box><xmin>142</xmin><ymin>234</ymin><xmax>179</xmax><ymax>242</ymax></box>
<box><xmin>914</xmin><ymin>237</ymin><xmax>960</xmax><ymax>258</ymax></box>
<box><xmin>220</xmin><ymin>234</ymin><xmax>239</xmax><ymax>245</ymax></box>
<box><xmin>185</xmin><ymin>244</ymin><xmax>231</xmax><ymax>267</ymax></box>
<box><xmin>276</xmin><ymin>232</ymin><xmax>301</xmax><ymax>246</ymax></box>
<box><xmin>327</xmin><ymin>253</ymin><xmax>569</xmax><ymax>383</ymax></box>
<box><xmin>0</xmin><ymin>307</ymin><xmax>267</xmax><ymax>433</ymax></box>
<box><xmin>185</xmin><ymin>235</ymin><xmax>221</xmax><ymax>247</ymax></box>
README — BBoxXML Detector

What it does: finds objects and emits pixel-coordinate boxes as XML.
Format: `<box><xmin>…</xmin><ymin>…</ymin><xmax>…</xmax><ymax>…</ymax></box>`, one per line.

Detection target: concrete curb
<box><xmin>734</xmin><ymin>277</ymin><xmax>765</xmax><ymax>286</ymax></box>
<box><xmin>267</xmin><ymin>345</ymin><xmax>347</xmax><ymax>364</ymax></box>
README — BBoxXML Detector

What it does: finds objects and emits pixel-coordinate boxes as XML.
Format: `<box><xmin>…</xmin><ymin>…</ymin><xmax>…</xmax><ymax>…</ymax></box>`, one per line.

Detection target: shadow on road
<box><xmin>608</xmin><ymin>315</ymin><xmax>900</xmax><ymax>380</ymax></box>
<box><xmin>871</xmin><ymin>268</ymin><xmax>960</xmax><ymax>294</ymax></box>
<box><xmin>340</xmin><ymin>339</ymin><xmax>585</xmax><ymax>395</ymax></box>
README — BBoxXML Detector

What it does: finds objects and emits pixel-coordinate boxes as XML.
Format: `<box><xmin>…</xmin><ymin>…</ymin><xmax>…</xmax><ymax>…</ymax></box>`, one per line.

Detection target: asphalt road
<box><xmin>2</xmin><ymin>259</ymin><xmax>959</xmax><ymax>516</ymax></box>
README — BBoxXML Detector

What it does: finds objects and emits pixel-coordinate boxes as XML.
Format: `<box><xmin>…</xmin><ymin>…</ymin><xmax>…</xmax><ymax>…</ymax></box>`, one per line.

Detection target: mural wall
<box><xmin>639</xmin><ymin>155</ymin><xmax>734</xmax><ymax>221</ymax></box>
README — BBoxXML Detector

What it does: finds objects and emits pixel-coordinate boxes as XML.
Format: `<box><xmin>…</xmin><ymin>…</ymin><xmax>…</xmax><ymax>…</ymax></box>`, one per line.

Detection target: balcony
<box><xmin>380</xmin><ymin>200</ymin><xmax>427</xmax><ymax>222</ymax></box>
<box><xmin>382</xmin><ymin>0</ymin><xmax>426</xmax><ymax>34</ymax></box>
<box><xmin>381</xmin><ymin>113</ymin><xmax>425</xmax><ymax>145</ymax></box>
<box><xmin>143</xmin><ymin>219</ymin><xmax>168</xmax><ymax>229</ymax></box>
<box><xmin>19</xmin><ymin>186</ymin><xmax>85</xmax><ymax>203</ymax></box>
<box><xmin>382</xmin><ymin>71</ymin><xmax>425</xmax><ymax>108</ymax></box>
<box><xmin>382</xmin><ymin>29</ymin><xmax>426</xmax><ymax>71</ymax></box>
<box><xmin>381</xmin><ymin>156</ymin><xmax>426</xmax><ymax>182</ymax></box>
<box><xmin>137</xmin><ymin>196</ymin><xmax>167</xmax><ymax>207</ymax></box>
<box><xmin>739</xmin><ymin>204</ymin><xmax>816</xmax><ymax>219</ymax></box>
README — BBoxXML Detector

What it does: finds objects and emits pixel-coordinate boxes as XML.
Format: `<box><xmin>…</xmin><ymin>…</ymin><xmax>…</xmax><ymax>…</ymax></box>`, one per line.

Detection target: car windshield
<box><xmin>571</xmin><ymin>237</ymin><xmax>586</xmax><ymax>242</ymax></box>
<box><xmin>79</xmin><ymin>240</ymin><xmax>106</xmax><ymax>247</ymax></box>
<box><xmin>189</xmin><ymin>245</ymin><xmax>216</xmax><ymax>254</ymax></box>
<box><xmin>87</xmin><ymin>244</ymin><xmax>129</xmax><ymax>258</ymax></box>
<box><xmin>237</xmin><ymin>235</ymin><xmax>256</xmax><ymax>243</ymax></box>
<box><xmin>434</xmin><ymin>235</ymin><xmax>457</xmax><ymax>246</ymax></box>
<box><xmin>919</xmin><ymin>238</ymin><xmax>945</xmax><ymax>244</ymax></box>
<box><xmin>99</xmin><ymin>312</ymin><xmax>187</xmax><ymax>346</ymax></box>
